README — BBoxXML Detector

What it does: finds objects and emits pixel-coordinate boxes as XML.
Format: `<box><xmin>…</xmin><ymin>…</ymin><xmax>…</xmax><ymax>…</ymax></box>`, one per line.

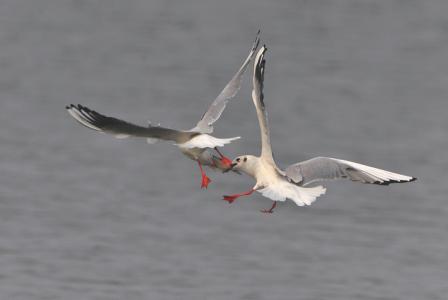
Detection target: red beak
<box><xmin>220</xmin><ymin>156</ymin><xmax>233</xmax><ymax>168</ymax></box>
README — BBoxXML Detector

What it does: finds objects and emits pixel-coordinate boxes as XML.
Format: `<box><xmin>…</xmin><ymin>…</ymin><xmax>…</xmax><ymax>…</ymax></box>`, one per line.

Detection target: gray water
<box><xmin>1</xmin><ymin>1</ymin><xmax>447</xmax><ymax>299</ymax></box>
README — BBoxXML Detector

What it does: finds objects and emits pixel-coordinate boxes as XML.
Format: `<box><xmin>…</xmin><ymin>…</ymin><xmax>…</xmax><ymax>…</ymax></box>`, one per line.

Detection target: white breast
<box><xmin>254</xmin><ymin>160</ymin><xmax>282</xmax><ymax>187</ymax></box>
<box><xmin>180</xmin><ymin>147</ymin><xmax>205</xmax><ymax>161</ymax></box>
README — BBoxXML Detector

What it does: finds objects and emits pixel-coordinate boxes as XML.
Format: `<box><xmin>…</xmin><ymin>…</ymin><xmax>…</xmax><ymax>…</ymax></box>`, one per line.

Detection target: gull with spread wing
<box><xmin>224</xmin><ymin>46</ymin><xmax>416</xmax><ymax>213</ymax></box>
<box><xmin>67</xmin><ymin>32</ymin><xmax>260</xmax><ymax>188</ymax></box>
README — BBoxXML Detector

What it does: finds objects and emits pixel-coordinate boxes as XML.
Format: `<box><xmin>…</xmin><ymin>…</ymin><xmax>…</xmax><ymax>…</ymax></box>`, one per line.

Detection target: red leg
<box><xmin>197</xmin><ymin>160</ymin><xmax>211</xmax><ymax>189</ymax></box>
<box><xmin>222</xmin><ymin>189</ymin><xmax>254</xmax><ymax>203</ymax></box>
<box><xmin>214</xmin><ymin>147</ymin><xmax>232</xmax><ymax>168</ymax></box>
<box><xmin>261</xmin><ymin>202</ymin><xmax>277</xmax><ymax>214</ymax></box>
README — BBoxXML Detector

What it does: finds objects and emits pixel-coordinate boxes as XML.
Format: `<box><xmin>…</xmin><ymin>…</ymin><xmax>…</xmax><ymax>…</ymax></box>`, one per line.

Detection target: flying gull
<box><xmin>224</xmin><ymin>46</ymin><xmax>416</xmax><ymax>213</ymax></box>
<box><xmin>67</xmin><ymin>32</ymin><xmax>260</xmax><ymax>188</ymax></box>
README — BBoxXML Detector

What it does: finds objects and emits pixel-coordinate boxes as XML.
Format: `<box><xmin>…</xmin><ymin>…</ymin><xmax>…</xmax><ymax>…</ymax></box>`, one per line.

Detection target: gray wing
<box><xmin>285</xmin><ymin>157</ymin><xmax>416</xmax><ymax>186</ymax></box>
<box><xmin>66</xmin><ymin>104</ymin><xmax>195</xmax><ymax>143</ymax></box>
<box><xmin>252</xmin><ymin>45</ymin><xmax>276</xmax><ymax>165</ymax></box>
<box><xmin>191</xmin><ymin>31</ymin><xmax>260</xmax><ymax>134</ymax></box>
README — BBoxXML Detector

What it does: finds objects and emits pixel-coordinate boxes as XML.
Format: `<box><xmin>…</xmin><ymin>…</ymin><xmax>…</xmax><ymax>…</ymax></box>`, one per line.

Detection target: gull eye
<box><xmin>243</xmin><ymin>157</ymin><xmax>247</xmax><ymax>162</ymax></box>
<box><xmin>236</xmin><ymin>158</ymin><xmax>241</xmax><ymax>162</ymax></box>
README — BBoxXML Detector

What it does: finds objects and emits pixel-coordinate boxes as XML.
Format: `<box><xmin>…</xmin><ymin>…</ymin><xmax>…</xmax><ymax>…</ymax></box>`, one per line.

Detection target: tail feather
<box><xmin>292</xmin><ymin>185</ymin><xmax>326</xmax><ymax>206</ymax></box>
<box><xmin>179</xmin><ymin>135</ymin><xmax>240</xmax><ymax>149</ymax></box>
<box><xmin>257</xmin><ymin>182</ymin><xmax>326</xmax><ymax>206</ymax></box>
<box><xmin>216</xmin><ymin>136</ymin><xmax>241</xmax><ymax>146</ymax></box>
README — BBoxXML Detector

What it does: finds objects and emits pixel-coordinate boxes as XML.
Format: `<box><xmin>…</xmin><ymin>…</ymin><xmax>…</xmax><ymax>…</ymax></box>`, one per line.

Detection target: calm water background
<box><xmin>1</xmin><ymin>1</ymin><xmax>447</xmax><ymax>299</ymax></box>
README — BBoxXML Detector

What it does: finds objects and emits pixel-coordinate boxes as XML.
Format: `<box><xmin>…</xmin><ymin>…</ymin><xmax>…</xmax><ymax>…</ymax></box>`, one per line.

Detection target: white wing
<box><xmin>191</xmin><ymin>31</ymin><xmax>260</xmax><ymax>134</ymax></box>
<box><xmin>285</xmin><ymin>157</ymin><xmax>416</xmax><ymax>186</ymax></box>
<box><xmin>67</xmin><ymin>104</ymin><xmax>195</xmax><ymax>143</ymax></box>
<box><xmin>252</xmin><ymin>45</ymin><xmax>276</xmax><ymax>165</ymax></box>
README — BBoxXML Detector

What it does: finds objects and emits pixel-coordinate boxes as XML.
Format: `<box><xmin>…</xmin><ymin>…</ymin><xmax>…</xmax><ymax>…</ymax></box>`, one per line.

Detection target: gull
<box><xmin>223</xmin><ymin>46</ymin><xmax>416</xmax><ymax>213</ymax></box>
<box><xmin>66</xmin><ymin>32</ymin><xmax>260</xmax><ymax>189</ymax></box>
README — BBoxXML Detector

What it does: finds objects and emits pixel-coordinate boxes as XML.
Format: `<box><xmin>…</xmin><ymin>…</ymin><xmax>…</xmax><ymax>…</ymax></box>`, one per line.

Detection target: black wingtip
<box><xmin>252</xmin><ymin>30</ymin><xmax>261</xmax><ymax>51</ymax></box>
<box><xmin>373</xmin><ymin>177</ymin><xmax>417</xmax><ymax>186</ymax></box>
<box><xmin>373</xmin><ymin>180</ymin><xmax>393</xmax><ymax>186</ymax></box>
<box><xmin>77</xmin><ymin>104</ymin><xmax>93</xmax><ymax>114</ymax></box>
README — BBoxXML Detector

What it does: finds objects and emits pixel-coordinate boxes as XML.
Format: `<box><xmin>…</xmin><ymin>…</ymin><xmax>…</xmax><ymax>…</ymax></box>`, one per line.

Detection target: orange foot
<box><xmin>222</xmin><ymin>194</ymin><xmax>238</xmax><ymax>203</ymax></box>
<box><xmin>222</xmin><ymin>190</ymin><xmax>254</xmax><ymax>204</ymax></box>
<box><xmin>201</xmin><ymin>175</ymin><xmax>212</xmax><ymax>189</ymax></box>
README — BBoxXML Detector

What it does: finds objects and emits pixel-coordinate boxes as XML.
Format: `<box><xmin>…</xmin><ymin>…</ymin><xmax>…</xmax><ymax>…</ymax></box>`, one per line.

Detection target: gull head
<box><xmin>227</xmin><ymin>155</ymin><xmax>258</xmax><ymax>176</ymax></box>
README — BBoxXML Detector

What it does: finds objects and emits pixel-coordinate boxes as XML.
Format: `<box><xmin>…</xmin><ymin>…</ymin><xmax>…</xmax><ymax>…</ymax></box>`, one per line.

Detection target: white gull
<box><xmin>224</xmin><ymin>46</ymin><xmax>416</xmax><ymax>213</ymax></box>
<box><xmin>67</xmin><ymin>32</ymin><xmax>260</xmax><ymax>188</ymax></box>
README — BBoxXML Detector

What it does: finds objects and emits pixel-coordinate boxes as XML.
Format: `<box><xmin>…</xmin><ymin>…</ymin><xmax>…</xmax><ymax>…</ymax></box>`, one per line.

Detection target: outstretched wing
<box><xmin>66</xmin><ymin>104</ymin><xmax>195</xmax><ymax>143</ymax></box>
<box><xmin>252</xmin><ymin>45</ymin><xmax>275</xmax><ymax>165</ymax></box>
<box><xmin>285</xmin><ymin>157</ymin><xmax>416</xmax><ymax>186</ymax></box>
<box><xmin>191</xmin><ymin>31</ymin><xmax>260</xmax><ymax>134</ymax></box>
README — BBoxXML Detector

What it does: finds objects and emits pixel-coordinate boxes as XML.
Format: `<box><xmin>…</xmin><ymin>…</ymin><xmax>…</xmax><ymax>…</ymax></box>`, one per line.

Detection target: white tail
<box><xmin>292</xmin><ymin>185</ymin><xmax>326</xmax><ymax>206</ymax></box>
<box><xmin>258</xmin><ymin>182</ymin><xmax>326</xmax><ymax>206</ymax></box>
<box><xmin>179</xmin><ymin>134</ymin><xmax>240</xmax><ymax>149</ymax></box>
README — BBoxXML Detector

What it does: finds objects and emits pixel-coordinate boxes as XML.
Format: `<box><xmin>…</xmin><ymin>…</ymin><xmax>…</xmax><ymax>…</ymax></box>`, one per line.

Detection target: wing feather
<box><xmin>252</xmin><ymin>45</ymin><xmax>276</xmax><ymax>165</ymax></box>
<box><xmin>66</xmin><ymin>104</ymin><xmax>195</xmax><ymax>143</ymax></box>
<box><xmin>285</xmin><ymin>157</ymin><xmax>416</xmax><ymax>186</ymax></box>
<box><xmin>192</xmin><ymin>31</ymin><xmax>260</xmax><ymax>133</ymax></box>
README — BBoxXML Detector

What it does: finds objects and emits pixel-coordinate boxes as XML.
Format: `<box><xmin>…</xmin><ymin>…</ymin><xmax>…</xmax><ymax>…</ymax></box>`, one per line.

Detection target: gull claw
<box><xmin>260</xmin><ymin>202</ymin><xmax>276</xmax><ymax>214</ymax></box>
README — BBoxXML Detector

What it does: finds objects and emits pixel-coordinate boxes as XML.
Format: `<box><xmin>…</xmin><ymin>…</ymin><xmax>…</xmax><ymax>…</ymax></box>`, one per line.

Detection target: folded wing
<box><xmin>192</xmin><ymin>31</ymin><xmax>260</xmax><ymax>134</ymax></box>
<box><xmin>67</xmin><ymin>104</ymin><xmax>195</xmax><ymax>143</ymax></box>
<box><xmin>285</xmin><ymin>157</ymin><xmax>416</xmax><ymax>186</ymax></box>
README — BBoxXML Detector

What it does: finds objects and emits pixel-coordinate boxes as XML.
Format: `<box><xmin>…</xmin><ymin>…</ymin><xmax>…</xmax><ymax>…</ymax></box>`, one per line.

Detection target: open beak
<box><xmin>223</xmin><ymin>163</ymin><xmax>237</xmax><ymax>173</ymax></box>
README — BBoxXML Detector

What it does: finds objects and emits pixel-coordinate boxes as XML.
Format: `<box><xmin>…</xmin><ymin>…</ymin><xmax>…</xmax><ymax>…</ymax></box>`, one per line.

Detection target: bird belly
<box><xmin>180</xmin><ymin>147</ymin><xmax>205</xmax><ymax>161</ymax></box>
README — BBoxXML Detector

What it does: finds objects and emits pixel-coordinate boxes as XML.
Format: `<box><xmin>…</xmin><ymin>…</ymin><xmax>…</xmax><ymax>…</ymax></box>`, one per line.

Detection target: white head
<box><xmin>229</xmin><ymin>155</ymin><xmax>258</xmax><ymax>177</ymax></box>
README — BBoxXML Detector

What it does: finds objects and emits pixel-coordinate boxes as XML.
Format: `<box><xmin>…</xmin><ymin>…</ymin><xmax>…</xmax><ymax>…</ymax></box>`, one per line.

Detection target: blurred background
<box><xmin>1</xmin><ymin>0</ymin><xmax>447</xmax><ymax>299</ymax></box>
